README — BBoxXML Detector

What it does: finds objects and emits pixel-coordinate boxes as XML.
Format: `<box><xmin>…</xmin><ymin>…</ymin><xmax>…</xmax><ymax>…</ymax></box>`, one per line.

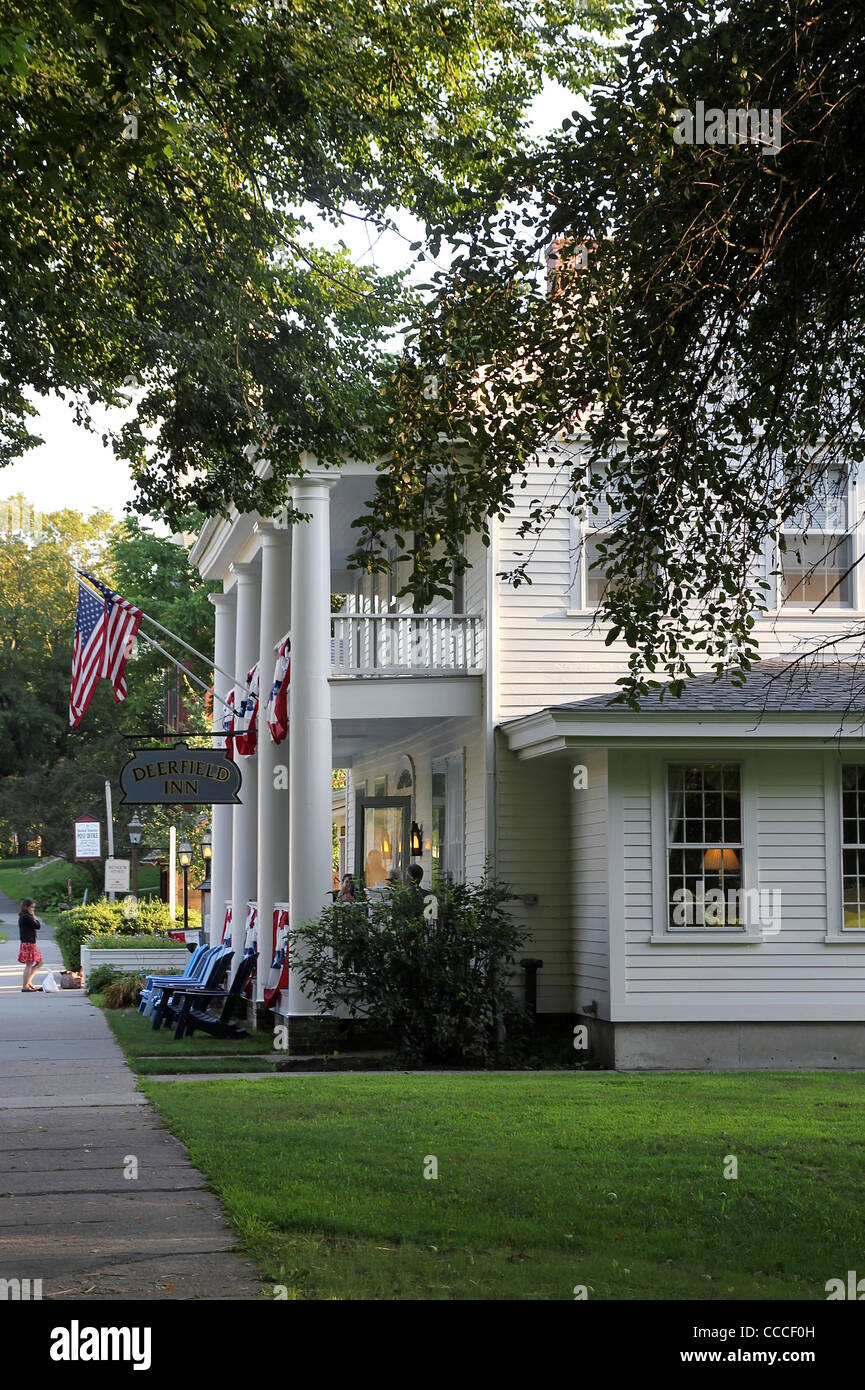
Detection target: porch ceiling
<box><xmin>332</xmin><ymin>714</ymin><xmax>464</xmax><ymax>766</ymax></box>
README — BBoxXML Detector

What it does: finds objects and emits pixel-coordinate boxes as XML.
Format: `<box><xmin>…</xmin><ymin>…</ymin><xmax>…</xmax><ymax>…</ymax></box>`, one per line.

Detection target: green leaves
<box><xmin>350</xmin><ymin>0</ymin><xmax>865</xmax><ymax>704</ymax></box>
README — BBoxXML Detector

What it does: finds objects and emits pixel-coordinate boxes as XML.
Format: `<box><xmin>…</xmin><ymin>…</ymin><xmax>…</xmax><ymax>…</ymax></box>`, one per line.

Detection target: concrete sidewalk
<box><xmin>0</xmin><ymin>888</ymin><xmax>265</xmax><ymax>1299</ymax></box>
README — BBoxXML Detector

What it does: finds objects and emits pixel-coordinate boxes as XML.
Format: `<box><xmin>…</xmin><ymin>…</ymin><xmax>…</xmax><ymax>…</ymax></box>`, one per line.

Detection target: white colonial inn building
<box><xmin>191</xmin><ymin>452</ymin><xmax>865</xmax><ymax>1068</ymax></box>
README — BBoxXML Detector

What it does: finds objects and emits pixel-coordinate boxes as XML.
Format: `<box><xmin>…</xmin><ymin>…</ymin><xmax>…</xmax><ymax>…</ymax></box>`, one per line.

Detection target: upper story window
<box><xmin>779</xmin><ymin>465</ymin><xmax>854</xmax><ymax>609</ymax></box>
<box><xmin>574</xmin><ymin>461</ymin><xmax>628</xmax><ymax>608</ymax></box>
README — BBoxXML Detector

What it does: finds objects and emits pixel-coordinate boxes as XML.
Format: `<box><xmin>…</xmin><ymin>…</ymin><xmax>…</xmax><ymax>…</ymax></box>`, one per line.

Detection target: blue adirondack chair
<box><xmin>170</xmin><ymin>951</ymin><xmax>259</xmax><ymax>1041</ymax></box>
<box><xmin>138</xmin><ymin>943</ymin><xmax>210</xmax><ymax>1017</ymax></box>
<box><xmin>150</xmin><ymin>947</ymin><xmax>233</xmax><ymax>1031</ymax></box>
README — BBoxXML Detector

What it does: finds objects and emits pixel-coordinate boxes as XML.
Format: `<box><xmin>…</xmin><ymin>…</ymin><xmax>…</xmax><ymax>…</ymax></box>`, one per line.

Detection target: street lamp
<box><xmin>178</xmin><ymin>836</ymin><xmax>193</xmax><ymax>932</ymax></box>
<box><xmin>128</xmin><ymin>813</ymin><xmax>143</xmax><ymax>898</ymax></box>
<box><xmin>198</xmin><ymin>826</ymin><xmax>212</xmax><ymax>938</ymax></box>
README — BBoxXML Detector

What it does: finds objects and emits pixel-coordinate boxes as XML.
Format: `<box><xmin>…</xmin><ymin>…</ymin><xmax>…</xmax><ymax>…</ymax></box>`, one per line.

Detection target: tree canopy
<box><xmin>1</xmin><ymin>0</ymin><xmax>626</xmax><ymax>523</ymax></box>
<box><xmin>0</xmin><ymin>501</ymin><xmax>214</xmax><ymax>856</ymax></box>
<box><xmin>351</xmin><ymin>0</ymin><xmax>865</xmax><ymax>703</ymax></box>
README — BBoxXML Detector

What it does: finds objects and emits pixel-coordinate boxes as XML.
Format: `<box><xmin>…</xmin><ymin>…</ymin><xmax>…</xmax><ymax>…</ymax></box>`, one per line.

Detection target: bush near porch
<box><xmin>293</xmin><ymin>876</ymin><xmax>529</xmax><ymax>1065</ymax></box>
<box><xmin>143</xmin><ymin>1071</ymin><xmax>865</xmax><ymax>1301</ymax></box>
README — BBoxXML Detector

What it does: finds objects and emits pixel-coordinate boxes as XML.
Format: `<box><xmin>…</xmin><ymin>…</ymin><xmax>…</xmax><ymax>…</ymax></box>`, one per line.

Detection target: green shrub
<box><xmin>86</xmin><ymin>962</ymin><xmax>120</xmax><ymax>995</ymax></box>
<box><xmin>54</xmin><ymin>897</ymin><xmax>201</xmax><ymax>968</ymax></box>
<box><xmin>293</xmin><ymin>875</ymin><xmax>529</xmax><ymax>1065</ymax></box>
<box><xmin>85</xmin><ymin>933</ymin><xmax>191</xmax><ymax>950</ymax></box>
<box><xmin>102</xmin><ymin>973</ymin><xmax>146</xmax><ymax>1009</ymax></box>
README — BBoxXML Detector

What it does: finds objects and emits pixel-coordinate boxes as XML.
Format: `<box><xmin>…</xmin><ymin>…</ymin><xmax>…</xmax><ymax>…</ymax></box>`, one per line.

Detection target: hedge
<box><xmin>53</xmin><ymin>898</ymin><xmax>202</xmax><ymax>970</ymax></box>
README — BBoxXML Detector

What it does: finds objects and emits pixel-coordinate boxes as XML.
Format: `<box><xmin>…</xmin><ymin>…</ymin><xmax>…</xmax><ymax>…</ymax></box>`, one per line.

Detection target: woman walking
<box><xmin>18</xmin><ymin>898</ymin><xmax>43</xmax><ymax>992</ymax></box>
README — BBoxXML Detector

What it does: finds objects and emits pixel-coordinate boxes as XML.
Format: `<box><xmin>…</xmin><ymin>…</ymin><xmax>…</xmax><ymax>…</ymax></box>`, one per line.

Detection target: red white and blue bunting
<box><xmin>266</xmin><ymin>633</ymin><xmax>291</xmax><ymax>746</ymax></box>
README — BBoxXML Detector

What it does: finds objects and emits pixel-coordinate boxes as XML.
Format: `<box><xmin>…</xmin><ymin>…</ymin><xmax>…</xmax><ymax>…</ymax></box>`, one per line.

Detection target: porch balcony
<box><xmin>331</xmin><ymin>612</ymin><xmax>484</xmax><ymax>677</ymax></box>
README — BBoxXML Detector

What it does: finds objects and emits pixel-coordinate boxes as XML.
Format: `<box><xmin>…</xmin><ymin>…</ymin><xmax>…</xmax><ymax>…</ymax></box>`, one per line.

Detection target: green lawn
<box><xmin>142</xmin><ymin>1071</ymin><xmax>865</xmax><ymax>1301</ymax></box>
<box><xmin>102</xmin><ymin>1004</ymin><xmax>278</xmax><ymax>1064</ymax></box>
<box><xmin>0</xmin><ymin>856</ymin><xmax>160</xmax><ymax>907</ymax></box>
<box><xmin>135</xmin><ymin>1055</ymin><xmax>278</xmax><ymax>1075</ymax></box>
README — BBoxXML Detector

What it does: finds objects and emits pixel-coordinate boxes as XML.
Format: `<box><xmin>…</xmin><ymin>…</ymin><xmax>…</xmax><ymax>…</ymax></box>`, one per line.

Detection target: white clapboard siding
<box><xmin>571</xmin><ymin>750</ymin><xmax>611</xmax><ymax>1014</ymax></box>
<box><xmin>613</xmin><ymin>748</ymin><xmax>865</xmax><ymax>1021</ymax></box>
<box><xmin>495</xmin><ymin>732</ymin><xmax>574</xmax><ymax>1013</ymax></box>
<box><xmin>344</xmin><ymin>715</ymin><xmax>486</xmax><ymax>887</ymax></box>
<box><xmin>424</xmin><ymin>533</ymin><xmax>486</xmax><ymax>620</ymax></box>
<box><xmin>493</xmin><ymin>458</ymin><xmax>865</xmax><ymax>720</ymax></box>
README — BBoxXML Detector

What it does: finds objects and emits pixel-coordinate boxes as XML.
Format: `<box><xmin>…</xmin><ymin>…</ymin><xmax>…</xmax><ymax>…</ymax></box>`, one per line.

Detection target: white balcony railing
<box><xmin>331</xmin><ymin>613</ymin><xmax>484</xmax><ymax>676</ymax></box>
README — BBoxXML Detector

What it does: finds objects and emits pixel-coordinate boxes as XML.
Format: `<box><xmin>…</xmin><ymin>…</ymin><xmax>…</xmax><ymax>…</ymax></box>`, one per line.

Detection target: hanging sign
<box><xmin>119</xmin><ymin>742</ymin><xmax>243</xmax><ymax>805</ymax></box>
<box><xmin>74</xmin><ymin>815</ymin><xmax>102</xmax><ymax>861</ymax></box>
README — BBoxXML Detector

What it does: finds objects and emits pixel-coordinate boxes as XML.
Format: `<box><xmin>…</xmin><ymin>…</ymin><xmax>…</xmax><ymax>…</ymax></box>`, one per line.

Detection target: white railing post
<box><xmin>329</xmin><ymin>613</ymin><xmax>483</xmax><ymax>675</ymax></box>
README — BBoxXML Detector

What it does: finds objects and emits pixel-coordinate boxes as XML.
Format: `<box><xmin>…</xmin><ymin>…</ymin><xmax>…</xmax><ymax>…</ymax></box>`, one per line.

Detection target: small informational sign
<box><xmin>104</xmin><ymin>859</ymin><xmax>131</xmax><ymax>893</ymax></box>
<box><xmin>74</xmin><ymin>815</ymin><xmax>102</xmax><ymax>861</ymax></box>
<box><xmin>119</xmin><ymin>742</ymin><xmax>242</xmax><ymax>805</ymax></box>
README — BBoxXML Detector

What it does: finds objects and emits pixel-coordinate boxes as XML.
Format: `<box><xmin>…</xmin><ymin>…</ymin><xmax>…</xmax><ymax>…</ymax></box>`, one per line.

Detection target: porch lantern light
<box><xmin>177</xmin><ymin>837</ymin><xmax>193</xmax><ymax>869</ymax></box>
<box><xmin>410</xmin><ymin>822</ymin><xmax>423</xmax><ymax>857</ymax></box>
<box><xmin>381</xmin><ymin>835</ymin><xmax>391</xmax><ymax>856</ymax></box>
<box><xmin>200</xmin><ymin>826</ymin><xmax>213</xmax><ymax>862</ymax></box>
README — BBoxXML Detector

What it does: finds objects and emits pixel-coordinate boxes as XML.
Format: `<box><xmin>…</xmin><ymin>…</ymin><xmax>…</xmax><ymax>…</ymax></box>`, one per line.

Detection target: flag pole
<box><xmin>72</xmin><ymin>568</ymin><xmax>251</xmax><ymax>694</ymax></box>
<box><xmin>138</xmin><ymin>609</ymin><xmax>251</xmax><ymax>694</ymax></box>
<box><xmin>135</xmin><ymin>631</ymin><xmax>232</xmax><ymax>712</ymax></box>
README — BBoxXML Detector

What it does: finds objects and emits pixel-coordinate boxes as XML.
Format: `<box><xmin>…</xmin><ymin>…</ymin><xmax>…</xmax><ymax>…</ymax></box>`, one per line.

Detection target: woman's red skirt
<box><xmin>18</xmin><ymin>942</ymin><xmax>43</xmax><ymax>965</ymax></box>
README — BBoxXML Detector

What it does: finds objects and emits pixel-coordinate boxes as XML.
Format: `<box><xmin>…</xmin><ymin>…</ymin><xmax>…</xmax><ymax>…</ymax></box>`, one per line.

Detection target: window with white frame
<box><xmin>431</xmin><ymin>752</ymin><xmax>464</xmax><ymax>886</ymax></box>
<box><xmin>841</xmin><ymin>765</ymin><xmax>865</xmax><ymax>928</ymax></box>
<box><xmin>779</xmin><ymin>465</ymin><xmax>853</xmax><ymax>608</ymax></box>
<box><xmin>667</xmin><ymin>764</ymin><xmax>744</xmax><ymax>930</ymax></box>
<box><xmin>576</xmin><ymin>461</ymin><xmax>628</xmax><ymax>607</ymax></box>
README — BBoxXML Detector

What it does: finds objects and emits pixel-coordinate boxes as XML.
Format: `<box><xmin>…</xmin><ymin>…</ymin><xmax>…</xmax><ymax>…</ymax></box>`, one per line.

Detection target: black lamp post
<box><xmin>128</xmin><ymin>813</ymin><xmax>143</xmax><ymax>897</ymax></box>
<box><xmin>199</xmin><ymin>827</ymin><xmax>212</xmax><ymax>938</ymax></box>
<box><xmin>178</xmin><ymin>836</ymin><xmax>193</xmax><ymax>932</ymax></box>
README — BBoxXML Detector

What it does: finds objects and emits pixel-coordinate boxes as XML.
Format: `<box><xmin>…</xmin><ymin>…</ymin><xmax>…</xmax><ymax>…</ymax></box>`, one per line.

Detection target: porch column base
<box><xmin>272</xmin><ymin>1012</ymin><xmax>344</xmax><ymax>1054</ymax></box>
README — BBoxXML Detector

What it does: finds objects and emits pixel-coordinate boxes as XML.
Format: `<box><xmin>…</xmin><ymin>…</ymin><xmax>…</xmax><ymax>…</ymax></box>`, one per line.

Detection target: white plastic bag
<box><xmin>42</xmin><ymin>972</ymin><xmax>60</xmax><ymax>993</ymax></box>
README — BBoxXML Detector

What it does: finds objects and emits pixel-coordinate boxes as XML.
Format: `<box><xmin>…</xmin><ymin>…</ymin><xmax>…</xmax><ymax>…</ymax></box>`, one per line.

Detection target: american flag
<box><xmin>69</xmin><ymin>570</ymin><xmax>143</xmax><ymax>727</ymax></box>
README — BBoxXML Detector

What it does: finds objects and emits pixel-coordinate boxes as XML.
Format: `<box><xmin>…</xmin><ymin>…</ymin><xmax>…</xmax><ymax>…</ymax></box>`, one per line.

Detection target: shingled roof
<box><xmin>555</xmin><ymin>661</ymin><xmax>865</xmax><ymax>714</ymax></box>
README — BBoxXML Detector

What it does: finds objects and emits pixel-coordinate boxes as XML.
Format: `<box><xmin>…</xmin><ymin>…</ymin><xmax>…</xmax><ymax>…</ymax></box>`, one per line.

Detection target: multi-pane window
<box><xmin>667</xmin><ymin>764</ymin><xmax>743</xmax><ymax>929</ymax></box>
<box><xmin>841</xmin><ymin>766</ymin><xmax>865</xmax><ymax>928</ymax></box>
<box><xmin>779</xmin><ymin>466</ymin><xmax>852</xmax><ymax>608</ymax></box>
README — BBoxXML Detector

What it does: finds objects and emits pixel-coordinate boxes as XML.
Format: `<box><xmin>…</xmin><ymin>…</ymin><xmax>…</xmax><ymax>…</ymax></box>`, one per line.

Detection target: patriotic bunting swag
<box><xmin>221</xmin><ymin>903</ymin><xmax>233</xmax><ymax>946</ymax></box>
<box><xmin>264</xmin><ymin>909</ymin><xmax>290</xmax><ymax>1010</ymax></box>
<box><xmin>234</xmin><ymin>662</ymin><xmax>260</xmax><ymax>756</ymax></box>
<box><xmin>242</xmin><ymin>902</ymin><xmax>258</xmax><ymax>999</ymax></box>
<box><xmin>69</xmin><ymin>571</ymin><xmax>143</xmax><ymax>727</ymax></box>
<box><xmin>266</xmin><ymin>634</ymin><xmax>290</xmax><ymax>744</ymax></box>
<box><xmin>221</xmin><ymin>689</ymin><xmax>236</xmax><ymax>760</ymax></box>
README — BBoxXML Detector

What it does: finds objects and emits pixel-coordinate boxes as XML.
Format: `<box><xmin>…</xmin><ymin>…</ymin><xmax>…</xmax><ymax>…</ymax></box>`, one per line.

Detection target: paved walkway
<box><xmin>0</xmin><ymin>887</ymin><xmax>264</xmax><ymax>1299</ymax></box>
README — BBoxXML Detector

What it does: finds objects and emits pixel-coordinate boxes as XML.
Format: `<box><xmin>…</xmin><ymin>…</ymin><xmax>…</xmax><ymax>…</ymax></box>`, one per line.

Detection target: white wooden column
<box><xmin>230</xmin><ymin>560</ymin><xmax>261</xmax><ymax>980</ymax></box>
<box><xmin>208</xmin><ymin>590</ymin><xmax>236</xmax><ymax>946</ymax></box>
<box><xmin>288</xmin><ymin>471</ymin><xmax>338</xmax><ymax>1015</ymax></box>
<box><xmin>255</xmin><ymin>520</ymin><xmax>292</xmax><ymax>1002</ymax></box>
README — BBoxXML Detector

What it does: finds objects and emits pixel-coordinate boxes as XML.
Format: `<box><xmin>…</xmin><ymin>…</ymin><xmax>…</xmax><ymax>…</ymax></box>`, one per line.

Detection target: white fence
<box><xmin>331</xmin><ymin>613</ymin><xmax>484</xmax><ymax>676</ymax></box>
